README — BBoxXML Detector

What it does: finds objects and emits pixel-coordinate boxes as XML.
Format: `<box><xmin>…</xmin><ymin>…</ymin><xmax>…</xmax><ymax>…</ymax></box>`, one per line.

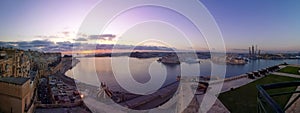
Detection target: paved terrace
<box><xmin>272</xmin><ymin>72</ymin><xmax>300</xmax><ymax>79</ymax></box>
<box><xmin>286</xmin><ymin>86</ymin><xmax>300</xmax><ymax>113</ymax></box>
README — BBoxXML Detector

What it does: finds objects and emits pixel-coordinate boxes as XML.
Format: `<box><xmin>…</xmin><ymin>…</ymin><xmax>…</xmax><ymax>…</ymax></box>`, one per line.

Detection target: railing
<box><xmin>257</xmin><ymin>81</ymin><xmax>300</xmax><ymax>113</ymax></box>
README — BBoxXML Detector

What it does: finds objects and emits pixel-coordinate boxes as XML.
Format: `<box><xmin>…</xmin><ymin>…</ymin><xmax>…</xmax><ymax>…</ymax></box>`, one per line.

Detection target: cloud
<box><xmin>30</xmin><ymin>40</ymin><xmax>54</xmax><ymax>46</ymax></box>
<box><xmin>0</xmin><ymin>39</ymin><xmax>174</xmax><ymax>52</ymax></box>
<box><xmin>231</xmin><ymin>48</ymin><xmax>248</xmax><ymax>51</ymax></box>
<box><xmin>9</xmin><ymin>40</ymin><xmax>54</xmax><ymax>49</ymax></box>
<box><xmin>0</xmin><ymin>41</ymin><xmax>16</xmax><ymax>48</ymax></box>
<box><xmin>73</xmin><ymin>38</ymin><xmax>88</xmax><ymax>41</ymax></box>
<box><xmin>229</xmin><ymin>48</ymin><xmax>249</xmax><ymax>53</ymax></box>
<box><xmin>77</xmin><ymin>33</ymin><xmax>88</xmax><ymax>38</ymax></box>
<box><xmin>95</xmin><ymin>44</ymin><xmax>173</xmax><ymax>51</ymax></box>
<box><xmin>61</xmin><ymin>31</ymin><xmax>70</xmax><ymax>36</ymax></box>
<box><xmin>0</xmin><ymin>40</ymin><xmax>55</xmax><ymax>51</ymax></box>
<box><xmin>56</xmin><ymin>41</ymin><xmax>71</xmax><ymax>45</ymax></box>
<box><xmin>88</xmin><ymin>34</ymin><xmax>116</xmax><ymax>41</ymax></box>
<box><xmin>35</xmin><ymin>35</ymin><xmax>62</xmax><ymax>39</ymax></box>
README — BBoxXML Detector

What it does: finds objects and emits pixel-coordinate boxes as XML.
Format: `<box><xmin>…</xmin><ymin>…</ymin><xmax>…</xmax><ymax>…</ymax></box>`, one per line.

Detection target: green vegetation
<box><xmin>218</xmin><ymin>75</ymin><xmax>300</xmax><ymax>113</ymax></box>
<box><xmin>278</xmin><ymin>66</ymin><xmax>300</xmax><ymax>75</ymax></box>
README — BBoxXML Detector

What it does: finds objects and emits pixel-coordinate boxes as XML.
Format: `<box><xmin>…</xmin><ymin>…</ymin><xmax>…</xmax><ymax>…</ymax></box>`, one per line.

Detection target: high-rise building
<box><xmin>252</xmin><ymin>45</ymin><xmax>255</xmax><ymax>56</ymax></box>
<box><xmin>249</xmin><ymin>47</ymin><xmax>252</xmax><ymax>56</ymax></box>
<box><xmin>248</xmin><ymin>45</ymin><xmax>261</xmax><ymax>59</ymax></box>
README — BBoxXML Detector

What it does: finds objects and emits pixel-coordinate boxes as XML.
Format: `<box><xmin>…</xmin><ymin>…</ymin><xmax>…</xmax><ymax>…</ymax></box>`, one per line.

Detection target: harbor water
<box><xmin>66</xmin><ymin>57</ymin><xmax>300</xmax><ymax>92</ymax></box>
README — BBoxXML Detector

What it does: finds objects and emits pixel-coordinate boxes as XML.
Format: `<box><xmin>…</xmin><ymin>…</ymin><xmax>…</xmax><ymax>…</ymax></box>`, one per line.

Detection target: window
<box><xmin>5</xmin><ymin>64</ymin><xmax>9</xmax><ymax>71</ymax></box>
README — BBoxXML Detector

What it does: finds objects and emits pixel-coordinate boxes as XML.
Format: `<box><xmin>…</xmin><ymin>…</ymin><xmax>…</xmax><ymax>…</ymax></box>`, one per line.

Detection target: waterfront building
<box><xmin>0</xmin><ymin>77</ymin><xmax>35</xmax><ymax>113</ymax></box>
<box><xmin>226</xmin><ymin>57</ymin><xmax>247</xmax><ymax>65</ymax></box>
<box><xmin>0</xmin><ymin>48</ymin><xmax>30</xmax><ymax>78</ymax></box>
<box><xmin>0</xmin><ymin>47</ymin><xmax>63</xmax><ymax>113</ymax></box>
<box><xmin>0</xmin><ymin>53</ymin><xmax>14</xmax><ymax>77</ymax></box>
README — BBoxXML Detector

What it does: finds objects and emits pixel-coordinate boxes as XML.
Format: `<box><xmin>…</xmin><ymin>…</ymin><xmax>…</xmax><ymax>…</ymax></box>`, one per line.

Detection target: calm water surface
<box><xmin>66</xmin><ymin>57</ymin><xmax>300</xmax><ymax>92</ymax></box>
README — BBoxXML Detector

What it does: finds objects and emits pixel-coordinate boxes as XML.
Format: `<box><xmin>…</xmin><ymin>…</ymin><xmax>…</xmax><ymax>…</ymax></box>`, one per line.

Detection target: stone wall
<box><xmin>0</xmin><ymin>80</ymin><xmax>34</xmax><ymax>113</ymax></box>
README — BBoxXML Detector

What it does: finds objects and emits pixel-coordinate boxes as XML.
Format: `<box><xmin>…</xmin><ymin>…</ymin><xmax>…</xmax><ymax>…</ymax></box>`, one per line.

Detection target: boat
<box><xmin>226</xmin><ymin>57</ymin><xmax>247</xmax><ymax>65</ymax></box>
<box><xmin>158</xmin><ymin>54</ymin><xmax>180</xmax><ymax>64</ymax></box>
<box><xmin>181</xmin><ymin>57</ymin><xmax>201</xmax><ymax>64</ymax></box>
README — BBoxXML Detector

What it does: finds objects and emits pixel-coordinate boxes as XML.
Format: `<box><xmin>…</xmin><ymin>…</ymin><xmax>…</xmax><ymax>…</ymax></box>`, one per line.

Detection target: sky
<box><xmin>0</xmin><ymin>0</ymin><xmax>300</xmax><ymax>53</ymax></box>
<box><xmin>201</xmin><ymin>0</ymin><xmax>300</xmax><ymax>52</ymax></box>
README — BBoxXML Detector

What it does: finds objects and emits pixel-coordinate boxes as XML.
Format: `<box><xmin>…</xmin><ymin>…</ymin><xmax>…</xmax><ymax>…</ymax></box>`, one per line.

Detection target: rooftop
<box><xmin>0</xmin><ymin>77</ymin><xmax>30</xmax><ymax>85</ymax></box>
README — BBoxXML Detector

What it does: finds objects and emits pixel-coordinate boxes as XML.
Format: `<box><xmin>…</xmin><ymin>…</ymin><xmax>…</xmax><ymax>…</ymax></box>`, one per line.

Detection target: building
<box><xmin>0</xmin><ymin>47</ymin><xmax>63</xmax><ymax>113</ymax></box>
<box><xmin>0</xmin><ymin>48</ymin><xmax>30</xmax><ymax>78</ymax></box>
<box><xmin>0</xmin><ymin>53</ymin><xmax>14</xmax><ymax>77</ymax></box>
<box><xmin>248</xmin><ymin>45</ymin><xmax>261</xmax><ymax>59</ymax></box>
<box><xmin>0</xmin><ymin>77</ymin><xmax>35</xmax><ymax>113</ymax></box>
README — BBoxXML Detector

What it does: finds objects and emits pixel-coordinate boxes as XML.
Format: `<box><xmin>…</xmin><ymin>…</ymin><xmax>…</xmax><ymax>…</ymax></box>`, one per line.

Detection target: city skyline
<box><xmin>0</xmin><ymin>0</ymin><xmax>300</xmax><ymax>52</ymax></box>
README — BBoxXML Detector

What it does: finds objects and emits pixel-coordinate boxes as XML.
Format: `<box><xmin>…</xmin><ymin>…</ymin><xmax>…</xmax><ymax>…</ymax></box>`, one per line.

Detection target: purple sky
<box><xmin>0</xmin><ymin>0</ymin><xmax>300</xmax><ymax>52</ymax></box>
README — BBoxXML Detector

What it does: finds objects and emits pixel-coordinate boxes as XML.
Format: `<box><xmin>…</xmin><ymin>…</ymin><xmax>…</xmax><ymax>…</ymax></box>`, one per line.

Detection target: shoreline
<box><xmin>54</xmin><ymin>57</ymin><xmax>80</xmax><ymax>86</ymax></box>
<box><xmin>37</xmin><ymin>57</ymin><xmax>92</xmax><ymax>112</ymax></box>
<box><xmin>58</xmin><ymin>57</ymin><xmax>292</xmax><ymax>112</ymax></box>
<box><xmin>60</xmin><ymin>57</ymin><xmax>287</xmax><ymax>86</ymax></box>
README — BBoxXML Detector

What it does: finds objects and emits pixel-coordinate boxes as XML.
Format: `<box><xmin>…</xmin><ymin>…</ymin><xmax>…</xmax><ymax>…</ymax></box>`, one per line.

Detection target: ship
<box><xmin>226</xmin><ymin>57</ymin><xmax>248</xmax><ymax>65</ymax></box>
<box><xmin>157</xmin><ymin>54</ymin><xmax>180</xmax><ymax>64</ymax></box>
<box><xmin>181</xmin><ymin>57</ymin><xmax>201</xmax><ymax>64</ymax></box>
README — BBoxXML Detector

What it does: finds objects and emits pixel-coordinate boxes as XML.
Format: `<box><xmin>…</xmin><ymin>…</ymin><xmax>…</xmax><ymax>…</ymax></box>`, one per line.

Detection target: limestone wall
<box><xmin>0</xmin><ymin>80</ymin><xmax>34</xmax><ymax>113</ymax></box>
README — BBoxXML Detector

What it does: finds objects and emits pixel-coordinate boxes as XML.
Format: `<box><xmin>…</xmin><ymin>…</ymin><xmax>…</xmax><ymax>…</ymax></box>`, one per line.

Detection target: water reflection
<box><xmin>66</xmin><ymin>57</ymin><xmax>300</xmax><ymax>91</ymax></box>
